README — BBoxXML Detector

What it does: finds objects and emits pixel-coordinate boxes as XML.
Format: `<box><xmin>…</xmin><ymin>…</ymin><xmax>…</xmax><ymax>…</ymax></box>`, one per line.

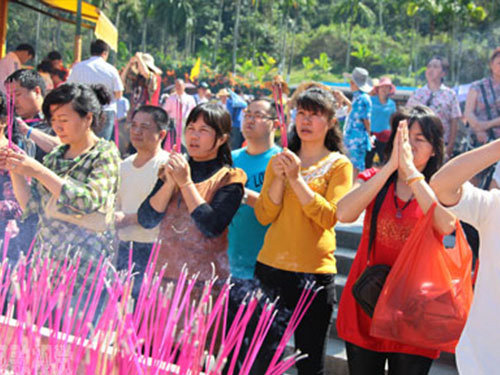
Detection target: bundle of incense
<box><xmin>5</xmin><ymin>83</ymin><xmax>15</xmax><ymax>148</ymax></box>
<box><xmin>0</xmin><ymin>243</ymin><xmax>318</xmax><ymax>374</ymax></box>
<box><xmin>271</xmin><ymin>83</ymin><xmax>287</xmax><ymax>148</ymax></box>
<box><xmin>114</xmin><ymin>118</ymin><xmax>120</xmax><ymax>149</ymax></box>
<box><xmin>176</xmin><ymin>99</ymin><xmax>182</xmax><ymax>153</ymax></box>
<box><xmin>164</xmin><ymin>130</ymin><xmax>173</xmax><ymax>151</ymax></box>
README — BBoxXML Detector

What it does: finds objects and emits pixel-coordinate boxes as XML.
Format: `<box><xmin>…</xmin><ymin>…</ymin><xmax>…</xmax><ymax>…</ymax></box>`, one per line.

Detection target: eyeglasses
<box><xmin>243</xmin><ymin>111</ymin><xmax>274</xmax><ymax>121</ymax></box>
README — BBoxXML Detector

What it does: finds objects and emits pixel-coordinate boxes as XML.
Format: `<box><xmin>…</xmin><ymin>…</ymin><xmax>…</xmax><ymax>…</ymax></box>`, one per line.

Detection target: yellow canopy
<box><xmin>40</xmin><ymin>0</ymin><xmax>117</xmax><ymax>51</ymax></box>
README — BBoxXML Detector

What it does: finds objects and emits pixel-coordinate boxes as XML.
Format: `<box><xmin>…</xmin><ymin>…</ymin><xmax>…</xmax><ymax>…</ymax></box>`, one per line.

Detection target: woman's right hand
<box><xmin>271</xmin><ymin>154</ymin><xmax>287</xmax><ymax>180</ymax></box>
<box><xmin>158</xmin><ymin>162</ymin><xmax>175</xmax><ymax>187</ymax></box>
<box><xmin>0</xmin><ymin>147</ymin><xmax>41</xmax><ymax>177</ymax></box>
<box><xmin>385</xmin><ymin>126</ymin><xmax>400</xmax><ymax>173</ymax></box>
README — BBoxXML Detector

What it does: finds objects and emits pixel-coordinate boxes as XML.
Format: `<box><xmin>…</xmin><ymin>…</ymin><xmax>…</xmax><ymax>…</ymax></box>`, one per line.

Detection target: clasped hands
<box><xmin>0</xmin><ymin>147</ymin><xmax>39</xmax><ymax>177</ymax></box>
<box><xmin>387</xmin><ymin>120</ymin><xmax>420</xmax><ymax>181</ymax></box>
<box><xmin>271</xmin><ymin>148</ymin><xmax>301</xmax><ymax>182</ymax></box>
<box><xmin>158</xmin><ymin>152</ymin><xmax>192</xmax><ymax>189</ymax></box>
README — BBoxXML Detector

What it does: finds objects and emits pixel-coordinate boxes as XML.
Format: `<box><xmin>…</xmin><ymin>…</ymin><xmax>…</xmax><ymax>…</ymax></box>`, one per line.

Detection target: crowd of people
<box><xmin>0</xmin><ymin>38</ymin><xmax>499</xmax><ymax>375</ymax></box>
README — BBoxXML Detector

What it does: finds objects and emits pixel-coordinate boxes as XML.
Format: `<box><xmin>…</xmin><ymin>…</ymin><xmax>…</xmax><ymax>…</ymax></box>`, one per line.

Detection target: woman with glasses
<box><xmin>138</xmin><ymin>102</ymin><xmax>246</xmax><ymax>290</ymax></box>
<box><xmin>253</xmin><ymin>87</ymin><xmax>352</xmax><ymax>375</ymax></box>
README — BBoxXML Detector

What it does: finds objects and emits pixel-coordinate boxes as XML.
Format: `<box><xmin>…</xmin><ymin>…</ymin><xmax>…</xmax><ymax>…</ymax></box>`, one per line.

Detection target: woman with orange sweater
<box><xmin>253</xmin><ymin>87</ymin><xmax>352</xmax><ymax>375</ymax></box>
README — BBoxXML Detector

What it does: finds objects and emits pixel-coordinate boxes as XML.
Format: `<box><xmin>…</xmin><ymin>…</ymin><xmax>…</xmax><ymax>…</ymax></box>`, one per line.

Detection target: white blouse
<box><xmin>448</xmin><ymin>182</ymin><xmax>500</xmax><ymax>375</ymax></box>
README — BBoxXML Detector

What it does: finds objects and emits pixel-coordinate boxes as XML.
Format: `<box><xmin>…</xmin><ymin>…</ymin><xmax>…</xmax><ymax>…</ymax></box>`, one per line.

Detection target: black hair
<box><xmin>289</xmin><ymin>87</ymin><xmax>346</xmax><ymax>154</ymax></box>
<box><xmin>5</xmin><ymin>69</ymin><xmax>46</xmax><ymax>96</ymax></box>
<box><xmin>42</xmin><ymin>83</ymin><xmax>111</xmax><ymax>132</ymax></box>
<box><xmin>132</xmin><ymin>105</ymin><xmax>169</xmax><ymax>131</ymax></box>
<box><xmin>51</xmin><ymin>69</ymin><xmax>67</xmax><ymax>81</ymax></box>
<box><xmin>185</xmin><ymin>103</ymin><xmax>233</xmax><ymax>165</ymax></box>
<box><xmin>0</xmin><ymin>91</ymin><xmax>22</xmax><ymax>143</ymax></box>
<box><xmin>15</xmin><ymin>44</ymin><xmax>35</xmax><ymax>57</ymax></box>
<box><xmin>47</xmin><ymin>51</ymin><xmax>62</xmax><ymax>61</ymax></box>
<box><xmin>367</xmin><ymin>105</ymin><xmax>444</xmax><ymax>253</ymax></box>
<box><xmin>0</xmin><ymin>91</ymin><xmax>6</xmax><ymax>118</ymax></box>
<box><xmin>90</xmin><ymin>39</ymin><xmax>110</xmax><ymax>56</ymax></box>
<box><xmin>249</xmin><ymin>97</ymin><xmax>277</xmax><ymax>119</ymax></box>
<box><xmin>37</xmin><ymin>60</ymin><xmax>54</xmax><ymax>74</ymax></box>
<box><xmin>429</xmin><ymin>55</ymin><xmax>449</xmax><ymax>75</ymax></box>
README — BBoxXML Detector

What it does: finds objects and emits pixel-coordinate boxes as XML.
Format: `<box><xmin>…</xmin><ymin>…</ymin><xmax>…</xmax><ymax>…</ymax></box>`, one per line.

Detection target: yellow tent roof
<box><xmin>40</xmin><ymin>0</ymin><xmax>117</xmax><ymax>51</ymax></box>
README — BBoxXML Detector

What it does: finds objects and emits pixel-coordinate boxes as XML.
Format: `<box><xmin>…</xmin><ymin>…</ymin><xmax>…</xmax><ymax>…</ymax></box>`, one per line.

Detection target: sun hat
<box><xmin>371</xmin><ymin>76</ymin><xmax>396</xmax><ymax>95</ymax></box>
<box><xmin>343</xmin><ymin>67</ymin><xmax>373</xmax><ymax>93</ymax></box>
<box><xmin>141</xmin><ymin>53</ymin><xmax>162</xmax><ymax>75</ymax></box>
<box><xmin>216</xmin><ymin>88</ymin><xmax>230</xmax><ymax>97</ymax></box>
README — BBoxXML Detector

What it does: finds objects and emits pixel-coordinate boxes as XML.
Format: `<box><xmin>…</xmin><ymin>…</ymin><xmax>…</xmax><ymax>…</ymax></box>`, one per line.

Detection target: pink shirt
<box><xmin>0</xmin><ymin>52</ymin><xmax>21</xmax><ymax>93</ymax></box>
<box><xmin>162</xmin><ymin>93</ymin><xmax>196</xmax><ymax>124</ymax></box>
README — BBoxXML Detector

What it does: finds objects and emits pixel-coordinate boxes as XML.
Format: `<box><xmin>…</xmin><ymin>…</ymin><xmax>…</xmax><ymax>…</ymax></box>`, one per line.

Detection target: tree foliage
<box><xmin>4</xmin><ymin>0</ymin><xmax>499</xmax><ymax>86</ymax></box>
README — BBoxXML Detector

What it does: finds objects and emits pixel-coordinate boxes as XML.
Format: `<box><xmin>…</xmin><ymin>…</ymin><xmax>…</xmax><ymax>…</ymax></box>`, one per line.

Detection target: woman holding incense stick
<box><xmin>253</xmin><ymin>87</ymin><xmax>352</xmax><ymax>375</ymax></box>
<box><xmin>138</xmin><ymin>102</ymin><xmax>246</xmax><ymax>285</ymax></box>
<box><xmin>0</xmin><ymin>83</ymin><xmax>120</xmax><ymax>291</ymax></box>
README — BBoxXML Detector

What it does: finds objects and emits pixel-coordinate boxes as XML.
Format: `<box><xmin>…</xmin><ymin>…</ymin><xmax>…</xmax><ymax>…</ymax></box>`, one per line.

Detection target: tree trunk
<box><xmin>212</xmin><ymin>0</ymin><xmax>224</xmax><ymax>66</ymax></box>
<box><xmin>287</xmin><ymin>24</ymin><xmax>296</xmax><ymax>81</ymax></box>
<box><xmin>191</xmin><ymin>30</ymin><xmax>196</xmax><ymax>55</ymax></box>
<box><xmin>345</xmin><ymin>0</ymin><xmax>355</xmax><ymax>71</ymax></box>
<box><xmin>141</xmin><ymin>21</ymin><xmax>148</xmax><ymax>52</ymax></box>
<box><xmin>111</xmin><ymin>5</ymin><xmax>121</xmax><ymax>65</ymax></box>
<box><xmin>160</xmin><ymin>28</ymin><xmax>166</xmax><ymax>58</ymax></box>
<box><xmin>185</xmin><ymin>24</ymin><xmax>190</xmax><ymax>59</ymax></box>
<box><xmin>455</xmin><ymin>35</ymin><xmax>463</xmax><ymax>85</ymax></box>
<box><xmin>345</xmin><ymin>21</ymin><xmax>353</xmax><ymax>71</ymax></box>
<box><xmin>56</xmin><ymin>19</ymin><xmax>61</xmax><ymax>51</ymax></box>
<box><xmin>409</xmin><ymin>17</ymin><xmax>416</xmax><ymax>80</ymax></box>
<box><xmin>450</xmin><ymin>14</ymin><xmax>457</xmax><ymax>84</ymax></box>
<box><xmin>279</xmin><ymin>6</ymin><xmax>290</xmax><ymax>74</ymax></box>
<box><xmin>232</xmin><ymin>0</ymin><xmax>242</xmax><ymax>74</ymax></box>
<box><xmin>378</xmin><ymin>0</ymin><xmax>383</xmax><ymax>30</ymax></box>
<box><xmin>34</xmin><ymin>13</ymin><xmax>41</xmax><ymax>65</ymax></box>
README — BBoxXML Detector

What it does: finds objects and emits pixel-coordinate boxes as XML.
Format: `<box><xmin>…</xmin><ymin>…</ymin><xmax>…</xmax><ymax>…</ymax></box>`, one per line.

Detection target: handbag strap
<box><xmin>425</xmin><ymin>91</ymin><xmax>435</xmax><ymax>107</ymax></box>
<box><xmin>479</xmin><ymin>82</ymin><xmax>493</xmax><ymax>121</ymax></box>
<box><xmin>487</xmin><ymin>78</ymin><xmax>500</xmax><ymax>118</ymax></box>
<box><xmin>366</xmin><ymin>174</ymin><xmax>396</xmax><ymax>265</ymax></box>
<box><xmin>478</xmin><ymin>82</ymin><xmax>496</xmax><ymax>140</ymax></box>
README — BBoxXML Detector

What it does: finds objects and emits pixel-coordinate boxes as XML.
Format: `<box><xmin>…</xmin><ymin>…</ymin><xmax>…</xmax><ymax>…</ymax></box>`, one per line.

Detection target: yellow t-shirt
<box><xmin>254</xmin><ymin>152</ymin><xmax>353</xmax><ymax>274</ymax></box>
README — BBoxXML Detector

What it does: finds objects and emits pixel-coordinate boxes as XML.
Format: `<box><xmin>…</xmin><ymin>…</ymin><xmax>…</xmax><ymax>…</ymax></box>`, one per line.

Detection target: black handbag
<box><xmin>351</xmin><ymin>181</ymin><xmax>392</xmax><ymax>317</ymax></box>
<box><xmin>352</xmin><ymin>264</ymin><xmax>390</xmax><ymax>317</ymax></box>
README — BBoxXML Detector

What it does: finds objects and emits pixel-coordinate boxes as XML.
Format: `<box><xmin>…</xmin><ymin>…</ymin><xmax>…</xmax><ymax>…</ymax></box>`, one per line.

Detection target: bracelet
<box><xmin>26</xmin><ymin>127</ymin><xmax>33</xmax><ymax>139</ymax></box>
<box><xmin>407</xmin><ymin>175</ymin><xmax>425</xmax><ymax>185</ymax></box>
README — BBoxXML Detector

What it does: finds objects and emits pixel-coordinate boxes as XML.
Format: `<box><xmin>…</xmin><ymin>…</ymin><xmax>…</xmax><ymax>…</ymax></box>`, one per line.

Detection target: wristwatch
<box><xmin>241</xmin><ymin>190</ymin><xmax>249</xmax><ymax>205</ymax></box>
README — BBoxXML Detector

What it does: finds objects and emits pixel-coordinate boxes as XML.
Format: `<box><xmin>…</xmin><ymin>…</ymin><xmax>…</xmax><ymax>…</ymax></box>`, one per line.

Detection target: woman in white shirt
<box><xmin>430</xmin><ymin>139</ymin><xmax>500</xmax><ymax>375</ymax></box>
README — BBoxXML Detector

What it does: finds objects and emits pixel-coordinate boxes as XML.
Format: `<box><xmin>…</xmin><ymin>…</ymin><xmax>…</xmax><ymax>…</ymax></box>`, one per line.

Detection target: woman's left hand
<box><xmin>0</xmin><ymin>147</ymin><xmax>42</xmax><ymax>177</ymax></box>
<box><xmin>280</xmin><ymin>149</ymin><xmax>302</xmax><ymax>181</ymax></box>
<box><xmin>398</xmin><ymin>121</ymin><xmax>419</xmax><ymax>180</ymax></box>
<box><xmin>166</xmin><ymin>152</ymin><xmax>192</xmax><ymax>187</ymax></box>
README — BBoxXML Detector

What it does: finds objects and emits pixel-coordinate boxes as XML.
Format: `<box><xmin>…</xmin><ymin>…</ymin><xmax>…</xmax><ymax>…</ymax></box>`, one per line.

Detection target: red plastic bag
<box><xmin>370</xmin><ymin>203</ymin><xmax>473</xmax><ymax>352</ymax></box>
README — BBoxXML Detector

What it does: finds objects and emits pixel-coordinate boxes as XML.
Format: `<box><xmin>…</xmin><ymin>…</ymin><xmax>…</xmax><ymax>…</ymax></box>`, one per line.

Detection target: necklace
<box><xmin>393</xmin><ymin>180</ymin><xmax>413</xmax><ymax>219</ymax></box>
